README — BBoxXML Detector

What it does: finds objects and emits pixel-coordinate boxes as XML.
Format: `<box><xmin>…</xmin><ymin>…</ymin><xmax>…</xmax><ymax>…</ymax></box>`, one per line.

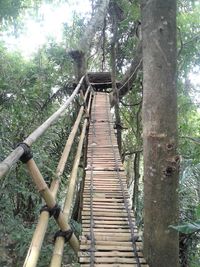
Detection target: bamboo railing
<box><xmin>49</xmin><ymin>92</ymin><xmax>92</xmax><ymax>267</ymax></box>
<box><xmin>23</xmin><ymin>85</ymin><xmax>91</xmax><ymax>267</ymax></box>
<box><xmin>0</xmin><ymin>75</ymin><xmax>148</xmax><ymax>267</ymax></box>
<box><xmin>0</xmin><ymin>76</ymin><xmax>93</xmax><ymax>267</ymax></box>
<box><xmin>0</xmin><ymin>76</ymin><xmax>85</xmax><ymax>179</ymax></box>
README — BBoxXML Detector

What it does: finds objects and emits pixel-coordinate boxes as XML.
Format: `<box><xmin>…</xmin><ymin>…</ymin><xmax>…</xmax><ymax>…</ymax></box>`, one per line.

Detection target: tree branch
<box><xmin>110</xmin><ymin>41</ymin><xmax>142</xmax><ymax>104</ymax></box>
<box><xmin>177</xmin><ymin>27</ymin><xmax>183</xmax><ymax>58</ymax></box>
<box><xmin>118</xmin><ymin>42</ymin><xmax>142</xmax><ymax>98</ymax></box>
<box><xmin>124</xmin><ymin>149</ymin><xmax>143</xmax><ymax>156</ymax></box>
<box><xmin>180</xmin><ymin>136</ymin><xmax>200</xmax><ymax>144</ymax></box>
<box><xmin>120</xmin><ymin>100</ymin><xmax>142</xmax><ymax>107</ymax></box>
<box><xmin>79</xmin><ymin>0</ymin><xmax>110</xmax><ymax>53</ymax></box>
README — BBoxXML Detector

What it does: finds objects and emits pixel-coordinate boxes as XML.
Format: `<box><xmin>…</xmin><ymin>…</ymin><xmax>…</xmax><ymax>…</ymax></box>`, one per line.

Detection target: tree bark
<box><xmin>141</xmin><ymin>1</ymin><xmax>179</xmax><ymax>267</ymax></box>
<box><xmin>80</xmin><ymin>0</ymin><xmax>110</xmax><ymax>54</ymax></box>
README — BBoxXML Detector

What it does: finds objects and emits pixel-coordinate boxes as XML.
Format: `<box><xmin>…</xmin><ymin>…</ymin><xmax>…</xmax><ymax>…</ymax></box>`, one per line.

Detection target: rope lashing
<box><xmin>17</xmin><ymin>142</ymin><xmax>33</xmax><ymax>163</ymax></box>
<box><xmin>53</xmin><ymin>229</ymin><xmax>73</xmax><ymax>243</ymax></box>
<box><xmin>89</xmin><ymin>92</ymin><xmax>97</xmax><ymax>267</ymax></box>
<box><xmin>40</xmin><ymin>204</ymin><xmax>61</xmax><ymax>220</ymax></box>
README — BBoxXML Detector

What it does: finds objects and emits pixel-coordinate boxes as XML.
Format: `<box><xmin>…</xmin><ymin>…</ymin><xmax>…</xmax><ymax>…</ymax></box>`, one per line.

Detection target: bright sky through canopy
<box><xmin>2</xmin><ymin>0</ymin><xmax>91</xmax><ymax>58</ymax></box>
<box><xmin>1</xmin><ymin>0</ymin><xmax>200</xmax><ymax>88</ymax></box>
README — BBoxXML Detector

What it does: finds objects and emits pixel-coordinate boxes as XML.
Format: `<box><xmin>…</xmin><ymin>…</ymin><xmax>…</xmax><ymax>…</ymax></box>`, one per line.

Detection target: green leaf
<box><xmin>196</xmin><ymin>205</ymin><xmax>200</xmax><ymax>220</ymax></box>
<box><xmin>169</xmin><ymin>220</ymin><xmax>200</xmax><ymax>234</ymax></box>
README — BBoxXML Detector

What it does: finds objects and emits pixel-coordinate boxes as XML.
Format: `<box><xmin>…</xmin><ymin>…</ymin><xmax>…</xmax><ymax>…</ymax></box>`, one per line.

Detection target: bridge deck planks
<box><xmin>79</xmin><ymin>92</ymin><xmax>148</xmax><ymax>267</ymax></box>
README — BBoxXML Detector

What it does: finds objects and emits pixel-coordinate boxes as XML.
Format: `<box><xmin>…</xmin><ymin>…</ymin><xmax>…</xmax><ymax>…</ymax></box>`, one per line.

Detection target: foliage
<box><xmin>176</xmin><ymin>5</ymin><xmax>200</xmax><ymax>264</ymax></box>
<box><xmin>0</xmin><ymin>40</ymin><xmax>80</xmax><ymax>266</ymax></box>
<box><xmin>170</xmin><ymin>220</ymin><xmax>200</xmax><ymax>235</ymax></box>
<box><xmin>0</xmin><ymin>0</ymin><xmax>200</xmax><ymax>266</ymax></box>
<box><xmin>177</xmin><ymin>1</ymin><xmax>200</xmax><ymax>74</ymax></box>
<box><xmin>109</xmin><ymin>1</ymin><xmax>200</xmax><ymax>265</ymax></box>
<box><xmin>0</xmin><ymin>0</ymin><xmax>26</xmax><ymax>22</ymax></box>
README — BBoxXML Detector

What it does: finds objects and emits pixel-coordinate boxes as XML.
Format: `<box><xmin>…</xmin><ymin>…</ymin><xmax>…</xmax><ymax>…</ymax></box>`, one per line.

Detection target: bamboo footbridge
<box><xmin>0</xmin><ymin>74</ymin><xmax>148</xmax><ymax>267</ymax></box>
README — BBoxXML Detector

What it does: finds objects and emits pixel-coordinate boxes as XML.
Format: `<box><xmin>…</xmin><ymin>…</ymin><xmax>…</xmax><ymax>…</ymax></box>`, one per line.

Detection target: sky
<box><xmin>189</xmin><ymin>69</ymin><xmax>200</xmax><ymax>87</ymax></box>
<box><xmin>1</xmin><ymin>1</ymin><xmax>91</xmax><ymax>58</ymax></box>
<box><xmin>1</xmin><ymin>1</ymin><xmax>200</xmax><ymax>89</ymax></box>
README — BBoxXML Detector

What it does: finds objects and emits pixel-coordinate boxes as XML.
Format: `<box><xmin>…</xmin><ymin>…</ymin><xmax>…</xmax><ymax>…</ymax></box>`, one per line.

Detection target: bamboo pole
<box><xmin>50</xmin><ymin>120</ymin><xmax>87</xmax><ymax>267</ymax></box>
<box><xmin>26</xmin><ymin>159</ymin><xmax>79</xmax><ymax>251</ymax></box>
<box><xmin>23</xmin><ymin>211</ymin><xmax>50</xmax><ymax>267</ymax></box>
<box><xmin>0</xmin><ymin>76</ymin><xmax>85</xmax><ymax>179</ymax></box>
<box><xmin>51</xmin><ymin>87</ymin><xmax>90</xmax><ymax>197</ymax></box>
<box><xmin>23</xmin><ymin>87</ymin><xmax>90</xmax><ymax>267</ymax></box>
<box><xmin>50</xmin><ymin>93</ymin><xmax>93</xmax><ymax>267</ymax></box>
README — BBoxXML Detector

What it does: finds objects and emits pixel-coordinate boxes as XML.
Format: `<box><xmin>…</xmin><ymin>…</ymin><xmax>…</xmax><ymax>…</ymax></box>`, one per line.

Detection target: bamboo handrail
<box><xmin>23</xmin><ymin>87</ymin><xmax>90</xmax><ymax>267</ymax></box>
<box><xmin>50</xmin><ymin>119</ymin><xmax>88</xmax><ymax>267</ymax></box>
<box><xmin>26</xmin><ymin>159</ymin><xmax>79</xmax><ymax>252</ymax></box>
<box><xmin>51</xmin><ymin>86</ymin><xmax>90</xmax><ymax>198</ymax></box>
<box><xmin>49</xmin><ymin>92</ymin><xmax>93</xmax><ymax>267</ymax></box>
<box><xmin>0</xmin><ymin>76</ymin><xmax>85</xmax><ymax>179</ymax></box>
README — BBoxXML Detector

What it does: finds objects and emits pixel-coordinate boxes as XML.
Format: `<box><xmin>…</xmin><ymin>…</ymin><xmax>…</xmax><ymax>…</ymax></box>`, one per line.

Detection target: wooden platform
<box><xmin>79</xmin><ymin>92</ymin><xmax>148</xmax><ymax>266</ymax></box>
<box><xmin>87</xmin><ymin>72</ymin><xmax>120</xmax><ymax>90</ymax></box>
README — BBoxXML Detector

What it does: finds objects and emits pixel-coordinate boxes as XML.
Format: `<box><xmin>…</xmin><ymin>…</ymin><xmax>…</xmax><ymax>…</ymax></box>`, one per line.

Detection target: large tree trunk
<box><xmin>141</xmin><ymin>1</ymin><xmax>179</xmax><ymax>267</ymax></box>
<box><xmin>110</xmin><ymin>2</ymin><xmax>122</xmax><ymax>155</ymax></box>
<box><xmin>70</xmin><ymin>0</ymin><xmax>110</xmax><ymax>81</ymax></box>
<box><xmin>80</xmin><ymin>0</ymin><xmax>109</xmax><ymax>54</ymax></box>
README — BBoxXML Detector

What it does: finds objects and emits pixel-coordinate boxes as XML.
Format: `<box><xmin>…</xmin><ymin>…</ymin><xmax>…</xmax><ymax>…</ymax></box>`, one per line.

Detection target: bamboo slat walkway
<box><xmin>79</xmin><ymin>92</ymin><xmax>148</xmax><ymax>266</ymax></box>
<box><xmin>0</xmin><ymin>75</ymin><xmax>149</xmax><ymax>267</ymax></box>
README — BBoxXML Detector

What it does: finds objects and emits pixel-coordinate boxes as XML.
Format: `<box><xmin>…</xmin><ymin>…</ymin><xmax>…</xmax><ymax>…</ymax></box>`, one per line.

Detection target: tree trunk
<box><xmin>141</xmin><ymin>1</ymin><xmax>179</xmax><ymax>267</ymax></box>
<box><xmin>80</xmin><ymin>0</ymin><xmax>110</xmax><ymax>54</ymax></box>
<box><xmin>111</xmin><ymin>39</ymin><xmax>121</xmax><ymax>154</ymax></box>
<box><xmin>110</xmin><ymin>4</ymin><xmax>122</xmax><ymax>156</ymax></box>
<box><xmin>70</xmin><ymin>0</ymin><xmax>110</xmax><ymax>81</ymax></box>
<box><xmin>69</xmin><ymin>50</ymin><xmax>86</xmax><ymax>82</ymax></box>
<box><xmin>132</xmin><ymin>151</ymin><xmax>140</xmax><ymax>211</ymax></box>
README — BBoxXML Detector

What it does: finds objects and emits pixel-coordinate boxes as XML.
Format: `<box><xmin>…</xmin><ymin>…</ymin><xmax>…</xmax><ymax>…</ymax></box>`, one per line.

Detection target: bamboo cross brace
<box><xmin>26</xmin><ymin>159</ymin><xmax>79</xmax><ymax>252</ymax></box>
<box><xmin>49</xmin><ymin>92</ymin><xmax>93</xmax><ymax>267</ymax></box>
<box><xmin>23</xmin><ymin>88</ymin><xmax>90</xmax><ymax>267</ymax></box>
<box><xmin>50</xmin><ymin>119</ymin><xmax>88</xmax><ymax>267</ymax></box>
